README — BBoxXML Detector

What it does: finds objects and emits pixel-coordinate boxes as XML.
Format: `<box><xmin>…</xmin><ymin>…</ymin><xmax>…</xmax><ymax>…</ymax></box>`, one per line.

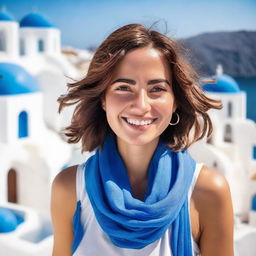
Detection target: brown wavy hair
<box><xmin>58</xmin><ymin>23</ymin><xmax>222</xmax><ymax>152</ymax></box>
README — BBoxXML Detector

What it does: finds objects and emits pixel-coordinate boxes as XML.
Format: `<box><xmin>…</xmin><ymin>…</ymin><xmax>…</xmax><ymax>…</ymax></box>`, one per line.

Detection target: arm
<box><xmin>51</xmin><ymin>166</ymin><xmax>77</xmax><ymax>256</ymax></box>
<box><xmin>194</xmin><ymin>166</ymin><xmax>234</xmax><ymax>256</ymax></box>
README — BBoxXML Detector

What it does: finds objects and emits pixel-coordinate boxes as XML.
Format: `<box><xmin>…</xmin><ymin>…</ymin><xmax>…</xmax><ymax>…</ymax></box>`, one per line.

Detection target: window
<box><xmin>0</xmin><ymin>30</ymin><xmax>6</xmax><ymax>51</ymax></box>
<box><xmin>20</xmin><ymin>39</ymin><xmax>25</xmax><ymax>55</ymax></box>
<box><xmin>228</xmin><ymin>101</ymin><xmax>232</xmax><ymax>117</ymax></box>
<box><xmin>38</xmin><ymin>39</ymin><xmax>44</xmax><ymax>52</ymax></box>
<box><xmin>253</xmin><ymin>146</ymin><xmax>256</xmax><ymax>160</ymax></box>
<box><xmin>18</xmin><ymin>111</ymin><xmax>28</xmax><ymax>138</ymax></box>
<box><xmin>224</xmin><ymin>124</ymin><xmax>232</xmax><ymax>143</ymax></box>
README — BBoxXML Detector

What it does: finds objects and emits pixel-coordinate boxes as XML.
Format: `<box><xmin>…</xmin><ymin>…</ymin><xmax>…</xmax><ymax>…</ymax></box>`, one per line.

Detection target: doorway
<box><xmin>7</xmin><ymin>168</ymin><xmax>18</xmax><ymax>203</ymax></box>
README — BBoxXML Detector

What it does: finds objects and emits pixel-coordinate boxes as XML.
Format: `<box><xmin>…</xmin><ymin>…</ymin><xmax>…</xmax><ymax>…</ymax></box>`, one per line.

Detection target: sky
<box><xmin>1</xmin><ymin>0</ymin><xmax>256</xmax><ymax>49</ymax></box>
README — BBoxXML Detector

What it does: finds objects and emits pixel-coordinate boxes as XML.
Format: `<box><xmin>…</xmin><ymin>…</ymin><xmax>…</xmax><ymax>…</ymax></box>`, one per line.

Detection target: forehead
<box><xmin>112</xmin><ymin>47</ymin><xmax>171</xmax><ymax>79</ymax></box>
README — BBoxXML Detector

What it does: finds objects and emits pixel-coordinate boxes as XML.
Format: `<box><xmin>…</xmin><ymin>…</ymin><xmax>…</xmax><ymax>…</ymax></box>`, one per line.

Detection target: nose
<box><xmin>131</xmin><ymin>89</ymin><xmax>151</xmax><ymax>114</ymax></box>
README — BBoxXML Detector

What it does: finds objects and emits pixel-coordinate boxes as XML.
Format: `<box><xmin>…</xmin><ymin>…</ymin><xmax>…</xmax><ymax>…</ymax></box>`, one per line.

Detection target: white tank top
<box><xmin>73</xmin><ymin>162</ymin><xmax>203</xmax><ymax>256</ymax></box>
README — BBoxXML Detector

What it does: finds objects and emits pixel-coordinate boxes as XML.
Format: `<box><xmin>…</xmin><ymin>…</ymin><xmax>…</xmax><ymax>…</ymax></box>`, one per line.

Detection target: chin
<box><xmin>118</xmin><ymin>133</ymin><xmax>160</xmax><ymax>147</ymax></box>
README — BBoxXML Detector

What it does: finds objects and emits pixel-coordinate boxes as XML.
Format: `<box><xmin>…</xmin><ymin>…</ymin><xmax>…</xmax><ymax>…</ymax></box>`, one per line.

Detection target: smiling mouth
<box><xmin>122</xmin><ymin>117</ymin><xmax>157</xmax><ymax>126</ymax></box>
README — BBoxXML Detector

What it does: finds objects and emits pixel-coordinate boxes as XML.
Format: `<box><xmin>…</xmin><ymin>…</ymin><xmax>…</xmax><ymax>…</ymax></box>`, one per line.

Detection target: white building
<box><xmin>0</xmin><ymin>62</ymin><xmax>71</xmax><ymax>216</ymax></box>
<box><xmin>0</xmin><ymin>10</ymin><xmax>79</xmax><ymax>256</ymax></box>
<box><xmin>190</xmin><ymin>67</ymin><xmax>256</xmax><ymax>220</ymax></box>
<box><xmin>0</xmin><ymin>9</ymin><xmax>81</xmax><ymax>132</ymax></box>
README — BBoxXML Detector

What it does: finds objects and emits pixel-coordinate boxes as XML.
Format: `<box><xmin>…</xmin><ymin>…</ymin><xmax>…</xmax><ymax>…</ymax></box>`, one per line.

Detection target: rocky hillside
<box><xmin>182</xmin><ymin>30</ymin><xmax>256</xmax><ymax>78</ymax></box>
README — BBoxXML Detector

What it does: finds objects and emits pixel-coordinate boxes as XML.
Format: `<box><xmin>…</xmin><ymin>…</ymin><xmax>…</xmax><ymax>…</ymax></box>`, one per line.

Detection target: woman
<box><xmin>51</xmin><ymin>24</ymin><xmax>234</xmax><ymax>256</ymax></box>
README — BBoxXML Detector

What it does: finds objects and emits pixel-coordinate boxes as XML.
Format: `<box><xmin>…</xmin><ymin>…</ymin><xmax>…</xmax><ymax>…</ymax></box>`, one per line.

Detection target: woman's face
<box><xmin>102</xmin><ymin>47</ymin><xmax>176</xmax><ymax>147</ymax></box>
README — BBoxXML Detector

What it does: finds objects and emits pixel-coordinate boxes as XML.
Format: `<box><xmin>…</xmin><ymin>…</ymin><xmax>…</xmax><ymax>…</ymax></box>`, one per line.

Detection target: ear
<box><xmin>101</xmin><ymin>97</ymin><xmax>106</xmax><ymax>111</ymax></box>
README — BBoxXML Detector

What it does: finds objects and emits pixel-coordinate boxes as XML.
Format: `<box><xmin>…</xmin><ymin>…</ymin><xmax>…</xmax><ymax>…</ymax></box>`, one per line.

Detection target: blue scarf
<box><xmin>85</xmin><ymin>133</ymin><xmax>196</xmax><ymax>255</ymax></box>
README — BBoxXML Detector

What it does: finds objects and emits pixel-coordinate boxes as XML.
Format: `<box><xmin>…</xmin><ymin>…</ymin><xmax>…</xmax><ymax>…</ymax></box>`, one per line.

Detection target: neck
<box><xmin>117</xmin><ymin>138</ymin><xmax>159</xmax><ymax>183</ymax></box>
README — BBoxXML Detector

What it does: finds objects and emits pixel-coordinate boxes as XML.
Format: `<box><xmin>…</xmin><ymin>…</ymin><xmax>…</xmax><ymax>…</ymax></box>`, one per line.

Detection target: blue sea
<box><xmin>235</xmin><ymin>77</ymin><xmax>256</xmax><ymax>122</ymax></box>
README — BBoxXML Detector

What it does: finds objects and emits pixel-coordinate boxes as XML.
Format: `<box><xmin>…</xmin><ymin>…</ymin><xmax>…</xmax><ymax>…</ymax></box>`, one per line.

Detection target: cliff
<box><xmin>182</xmin><ymin>31</ymin><xmax>256</xmax><ymax>78</ymax></box>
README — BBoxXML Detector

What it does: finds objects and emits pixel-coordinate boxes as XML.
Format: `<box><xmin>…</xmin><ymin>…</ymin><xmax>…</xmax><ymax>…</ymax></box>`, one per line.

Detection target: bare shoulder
<box><xmin>192</xmin><ymin>165</ymin><xmax>234</xmax><ymax>255</ymax></box>
<box><xmin>51</xmin><ymin>165</ymin><xmax>78</xmax><ymax>217</ymax></box>
<box><xmin>51</xmin><ymin>165</ymin><xmax>78</xmax><ymax>255</ymax></box>
<box><xmin>192</xmin><ymin>165</ymin><xmax>233</xmax><ymax>220</ymax></box>
<box><xmin>52</xmin><ymin>165</ymin><xmax>78</xmax><ymax>191</ymax></box>
<box><xmin>194</xmin><ymin>165</ymin><xmax>231</xmax><ymax>200</ymax></box>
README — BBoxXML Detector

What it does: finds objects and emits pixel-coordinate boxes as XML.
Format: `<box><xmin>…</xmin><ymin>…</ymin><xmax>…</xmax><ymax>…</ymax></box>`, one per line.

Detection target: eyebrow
<box><xmin>111</xmin><ymin>78</ymin><xmax>170</xmax><ymax>86</ymax></box>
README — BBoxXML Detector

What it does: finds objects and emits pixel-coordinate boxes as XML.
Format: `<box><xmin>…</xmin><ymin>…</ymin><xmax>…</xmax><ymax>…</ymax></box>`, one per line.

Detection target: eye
<box><xmin>115</xmin><ymin>85</ymin><xmax>131</xmax><ymax>91</ymax></box>
<box><xmin>150</xmin><ymin>86</ymin><xmax>167</xmax><ymax>92</ymax></box>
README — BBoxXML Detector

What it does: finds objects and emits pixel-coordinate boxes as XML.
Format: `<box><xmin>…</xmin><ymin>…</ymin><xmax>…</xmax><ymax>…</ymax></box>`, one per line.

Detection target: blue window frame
<box><xmin>253</xmin><ymin>146</ymin><xmax>256</xmax><ymax>160</ymax></box>
<box><xmin>18</xmin><ymin>111</ymin><xmax>28</xmax><ymax>138</ymax></box>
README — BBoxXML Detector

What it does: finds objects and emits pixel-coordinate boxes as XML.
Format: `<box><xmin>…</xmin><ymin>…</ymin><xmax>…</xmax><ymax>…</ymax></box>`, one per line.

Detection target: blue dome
<box><xmin>0</xmin><ymin>207</ymin><xmax>24</xmax><ymax>233</ymax></box>
<box><xmin>0</xmin><ymin>63</ymin><xmax>39</xmax><ymax>95</ymax></box>
<box><xmin>0</xmin><ymin>207</ymin><xmax>18</xmax><ymax>233</ymax></box>
<box><xmin>20</xmin><ymin>13</ymin><xmax>55</xmax><ymax>28</ymax></box>
<box><xmin>203</xmin><ymin>74</ymin><xmax>240</xmax><ymax>93</ymax></box>
<box><xmin>0</xmin><ymin>11</ymin><xmax>15</xmax><ymax>21</ymax></box>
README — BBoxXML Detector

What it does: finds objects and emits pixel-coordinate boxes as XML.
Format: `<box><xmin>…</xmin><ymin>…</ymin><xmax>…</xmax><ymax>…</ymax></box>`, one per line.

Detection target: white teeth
<box><xmin>126</xmin><ymin>118</ymin><xmax>153</xmax><ymax>126</ymax></box>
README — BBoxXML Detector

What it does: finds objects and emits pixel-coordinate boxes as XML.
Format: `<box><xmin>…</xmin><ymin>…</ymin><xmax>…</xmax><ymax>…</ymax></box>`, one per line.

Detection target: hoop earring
<box><xmin>169</xmin><ymin>112</ymin><xmax>180</xmax><ymax>126</ymax></box>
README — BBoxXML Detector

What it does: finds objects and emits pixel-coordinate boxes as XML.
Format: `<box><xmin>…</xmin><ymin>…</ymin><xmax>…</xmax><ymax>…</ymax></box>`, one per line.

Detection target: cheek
<box><xmin>104</xmin><ymin>95</ymin><xmax>124</xmax><ymax>124</ymax></box>
<box><xmin>105</xmin><ymin>95</ymin><xmax>120</xmax><ymax>113</ymax></box>
<box><xmin>155</xmin><ymin>95</ymin><xmax>175</xmax><ymax>114</ymax></box>
<box><xmin>105</xmin><ymin>93</ymin><xmax>131</xmax><ymax>111</ymax></box>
